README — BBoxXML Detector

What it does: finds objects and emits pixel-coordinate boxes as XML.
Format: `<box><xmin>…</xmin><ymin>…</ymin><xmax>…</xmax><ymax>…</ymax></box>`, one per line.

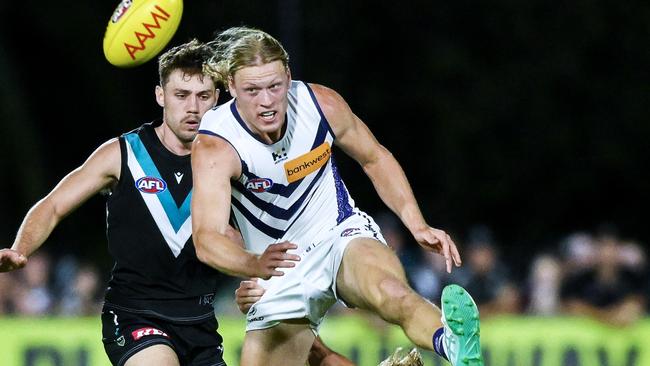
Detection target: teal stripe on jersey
<box><xmin>124</xmin><ymin>134</ymin><xmax>191</xmax><ymax>233</ymax></box>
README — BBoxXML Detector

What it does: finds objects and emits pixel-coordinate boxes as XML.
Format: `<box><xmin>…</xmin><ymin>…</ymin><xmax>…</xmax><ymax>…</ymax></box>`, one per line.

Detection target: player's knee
<box><xmin>376</xmin><ymin>277</ymin><xmax>414</xmax><ymax>319</ymax></box>
<box><xmin>378</xmin><ymin>277</ymin><xmax>409</xmax><ymax>298</ymax></box>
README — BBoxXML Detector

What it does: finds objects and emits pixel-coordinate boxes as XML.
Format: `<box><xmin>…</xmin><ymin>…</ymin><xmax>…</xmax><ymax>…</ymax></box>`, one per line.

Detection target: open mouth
<box><xmin>259</xmin><ymin>111</ymin><xmax>276</xmax><ymax>122</ymax></box>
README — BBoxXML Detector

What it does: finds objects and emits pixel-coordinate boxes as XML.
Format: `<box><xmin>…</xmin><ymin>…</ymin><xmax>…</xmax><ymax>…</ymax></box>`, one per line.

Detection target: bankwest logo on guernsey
<box><xmin>124</xmin><ymin>5</ymin><xmax>171</xmax><ymax>60</ymax></box>
<box><xmin>284</xmin><ymin>142</ymin><xmax>331</xmax><ymax>183</ymax></box>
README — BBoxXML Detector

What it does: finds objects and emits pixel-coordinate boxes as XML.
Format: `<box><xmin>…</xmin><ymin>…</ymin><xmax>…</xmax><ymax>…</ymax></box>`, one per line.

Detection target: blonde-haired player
<box><xmin>191</xmin><ymin>27</ymin><xmax>484</xmax><ymax>366</ymax></box>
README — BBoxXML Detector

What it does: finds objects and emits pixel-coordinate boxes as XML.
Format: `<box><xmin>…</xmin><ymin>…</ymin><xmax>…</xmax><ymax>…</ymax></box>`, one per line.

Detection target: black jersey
<box><xmin>104</xmin><ymin>121</ymin><xmax>223</xmax><ymax>323</ymax></box>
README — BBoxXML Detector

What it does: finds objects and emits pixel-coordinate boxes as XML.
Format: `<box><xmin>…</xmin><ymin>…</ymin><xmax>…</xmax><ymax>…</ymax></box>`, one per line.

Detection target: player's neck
<box><xmin>241</xmin><ymin>117</ymin><xmax>286</xmax><ymax>144</ymax></box>
<box><xmin>155</xmin><ymin>124</ymin><xmax>191</xmax><ymax>156</ymax></box>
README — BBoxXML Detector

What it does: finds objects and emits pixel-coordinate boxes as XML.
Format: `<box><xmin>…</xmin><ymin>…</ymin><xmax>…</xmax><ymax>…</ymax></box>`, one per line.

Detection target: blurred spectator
<box><xmin>52</xmin><ymin>254</ymin><xmax>79</xmax><ymax>301</ymax></box>
<box><xmin>525</xmin><ymin>253</ymin><xmax>563</xmax><ymax>315</ymax></box>
<box><xmin>13</xmin><ymin>252</ymin><xmax>54</xmax><ymax>315</ymax></box>
<box><xmin>57</xmin><ymin>263</ymin><xmax>103</xmax><ymax>316</ymax></box>
<box><xmin>447</xmin><ymin>225</ymin><xmax>522</xmax><ymax>317</ymax></box>
<box><xmin>618</xmin><ymin>240</ymin><xmax>646</xmax><ymax>272</ymax></box>
<box><xmin>559</xmin><ymin>231</ymin><xmax>597</xmax><ymax>275</ymax></box>
<box><xmin>0</xmin><ymin>271</ymin><xmax>18</xmax><ymax>314</ymax></box>
<box><xmin>559</xmin><ymin>229</ymin><xmax>646</xmax><ymax>327</ymax></box>
<box><xmin>408</xmin><ymin>248</ymin><xmax>447</xmax><ymax>301</ymax></box>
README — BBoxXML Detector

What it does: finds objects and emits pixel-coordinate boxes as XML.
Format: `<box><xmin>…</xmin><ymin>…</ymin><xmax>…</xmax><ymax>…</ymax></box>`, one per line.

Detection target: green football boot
<box><xmin>440</xmin><ymin>284</ymin><xmax>484</xmax><ymax>366</ymax></box>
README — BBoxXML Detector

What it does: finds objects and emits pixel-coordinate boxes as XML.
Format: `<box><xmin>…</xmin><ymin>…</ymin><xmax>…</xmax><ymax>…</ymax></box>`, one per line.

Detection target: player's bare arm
<box><xmin>191</xmin><ymin>134</ymin><xmax>300</xmax><ymax>279</ymax></box>
<box><xmin>310</xmin><ymin>83</ymin><xmax>461</xmax><ymax>272</ymax></box>
<box><xmin>1</xmin><ymin>139</ymin><xmax>121</xmax><ymax>272</ymax></box>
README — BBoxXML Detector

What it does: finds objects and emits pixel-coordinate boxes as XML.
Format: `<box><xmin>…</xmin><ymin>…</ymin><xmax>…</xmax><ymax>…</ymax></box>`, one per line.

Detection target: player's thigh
<box><xmin>336</xmin><ymin>237</ymin><xmax>408</xmax><ymax>310</ymax></box>
<box><xmin>124</xmin><ymin>344</ymin><xmax>180</xmax><ymax>366</ymax></box>
<box><xmin>241</xmin><ymin>322</ymin><xmax>315</xmax><ymax>366</ymax></box>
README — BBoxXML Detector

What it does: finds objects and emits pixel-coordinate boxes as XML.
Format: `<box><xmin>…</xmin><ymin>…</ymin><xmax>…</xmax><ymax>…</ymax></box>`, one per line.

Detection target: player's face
<box><xmin>157</xmin><ymin>69</ymin><xmax>218</xmax><ymax>143</ymax></box>
<box><xmin>229</xmin><ymin>60</ymin><xmax>291</xmax><ymax>142</ymax></box>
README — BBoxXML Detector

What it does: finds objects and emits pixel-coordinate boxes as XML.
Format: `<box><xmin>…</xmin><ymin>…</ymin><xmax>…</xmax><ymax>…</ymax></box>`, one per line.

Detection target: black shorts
<box><xmin>101</xmin><ymin>307</ymin><xmax>226</xmax><ymax>366</ymax></box>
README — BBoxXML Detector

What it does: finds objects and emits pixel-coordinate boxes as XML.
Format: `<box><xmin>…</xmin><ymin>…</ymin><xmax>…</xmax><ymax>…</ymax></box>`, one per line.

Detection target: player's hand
<box><xmin>235</xmin><ymin>278</ymin><xmax>265</xmax><ymax>314</ymax></box>
<box><xmin>309</xmin><ymin>336</ymin><xmax>356</xmax><ymax>366</ymax></box>
<box><xmin>413</xmin><ymin>226</ymin><xmax>461</xmax><ymax>273</ymax></box>
<box><xmin>0</xmin><ymin>249</ymin><xmax>28</xmax><ymax>272</ymax></box>
<box><xmin>256</xmin><ymin>241</ymin><xmax>300</xmax><ymax>280</ymax></box>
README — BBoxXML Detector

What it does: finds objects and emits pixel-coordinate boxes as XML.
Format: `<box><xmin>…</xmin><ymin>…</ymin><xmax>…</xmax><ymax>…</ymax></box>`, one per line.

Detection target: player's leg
<box><xmin>240</xmin><ymin>322</ymin><xmax>316</xmax><ymax>366</ymax></box>
<box><xmin>124</xmin><ymin>345</ymin><xmax>180</xmax><ymax>366</ymax></box>
<box><xmin>336</xmin><ymin>238</ymin><xmax>442</xmax><ymax>349</ymax></box>
<box><xmin>336</xmin><ymin>238</ymin><xmax>483</xmax><ymax>365</ymax></box>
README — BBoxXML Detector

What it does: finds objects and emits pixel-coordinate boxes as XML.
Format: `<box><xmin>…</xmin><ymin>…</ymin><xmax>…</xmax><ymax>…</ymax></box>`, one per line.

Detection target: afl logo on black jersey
<box><xmin>136</xmin><ymin>176</ymin><xmax>167</xmax><ymax>193</ymax></box>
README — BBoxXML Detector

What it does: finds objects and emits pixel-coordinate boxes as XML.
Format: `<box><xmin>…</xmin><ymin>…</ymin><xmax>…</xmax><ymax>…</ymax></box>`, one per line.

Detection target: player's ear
<box><xmin>213</xmin><ymin>88</ymin><xmax>220</xmax><ymax>107</ymax></box>
<box><xmin>155</xmin><ymin>85</ymin><xmax>165</xmax><ymax>107</ymax></box>
<box><xmin>228</xmin><ymin>76</ymin><xmax>237</xmax><ymax>98</ymax></box>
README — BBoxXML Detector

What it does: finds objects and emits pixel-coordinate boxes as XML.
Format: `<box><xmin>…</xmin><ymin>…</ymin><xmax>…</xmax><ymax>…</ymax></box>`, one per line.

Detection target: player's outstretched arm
<box><xmin>191</xmin><ymin>134</ymin><xmax>300</xmax><ymax>279</ymax></box>
<box><xmin>311</xmin><ymin>83</ymin><xmax>461</xmax><ymax>272</ymax></box>
<box><xmin>2</xmin><ymin>139</ymin><xmax>120</xmax><ymax>272</ymax></box>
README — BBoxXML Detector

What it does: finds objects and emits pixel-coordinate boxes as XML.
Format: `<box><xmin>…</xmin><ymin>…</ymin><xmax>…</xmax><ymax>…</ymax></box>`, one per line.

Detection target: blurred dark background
<box><xmin>1</xmin><ymin>0</ymin><xmax>649</xmax><ymax>280</ymax></box>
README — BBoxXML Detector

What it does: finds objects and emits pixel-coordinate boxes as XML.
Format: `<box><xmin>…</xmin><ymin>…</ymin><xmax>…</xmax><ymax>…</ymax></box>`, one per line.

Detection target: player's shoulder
<box><xmin>307</xmin><ymin>82</ymin><xmax>347</xmax><ymax>106</ymax></box>
<box><xmin>199</xmin><ymin>100</ymin><xmax>239</xmax><ymax>137</ymax></box>
<box><xmin>97</xmin><ymin>122</ymin><xmax>155</xmax><ymax>162</ymax></box>
<box><xmin>305</xmin><ymin>82</ymin><xmax>351</xmax><ymax>121</ymax></box>
<box><xmin>119</xmin><ymin>120</ymin><xmax>157</xmax><ymax>139</ymax></box>
<box><xmin>79</xmin><ymin>137</ymin><xmax>122</xmax><ymax>179</ymax></box>
<box><xmin>92</xmin><ymin>137</ymin><xmax>121</xmax><ymax>161</ymax></box>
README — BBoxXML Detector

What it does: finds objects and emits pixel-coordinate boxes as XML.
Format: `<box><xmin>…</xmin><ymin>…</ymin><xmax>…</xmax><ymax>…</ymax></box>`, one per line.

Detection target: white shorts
<box><xmin>245</xmin><ymin>209</ymin><xmax>387</xmax><ymax>332</ymax></box>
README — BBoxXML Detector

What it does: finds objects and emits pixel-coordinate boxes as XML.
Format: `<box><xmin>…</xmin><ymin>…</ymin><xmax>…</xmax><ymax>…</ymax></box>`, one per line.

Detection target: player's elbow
<box><xmin>194</xmin><ymin>246</ymin><xmax>209</xmax><ymax>265</ymax></box>
<box><xmin>192</xmin><ymin>229</ymin><xmax>211</xmax><ymax>264</ymax></box>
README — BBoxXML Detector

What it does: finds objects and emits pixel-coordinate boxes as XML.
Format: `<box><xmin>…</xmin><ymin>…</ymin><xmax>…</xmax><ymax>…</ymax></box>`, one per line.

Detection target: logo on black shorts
<box><xmin>131</xmin><ymin>327</ymin><xmax>169</xmax><ymax>340</ymax></box>
<box><xmin>199</xmin><ymin>293</ymin><xmax>215</xmax><ymax>305</ymax></box>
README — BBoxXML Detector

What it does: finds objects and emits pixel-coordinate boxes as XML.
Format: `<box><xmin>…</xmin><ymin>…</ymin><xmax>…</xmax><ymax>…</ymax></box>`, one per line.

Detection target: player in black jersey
<box><xmin>1</xmin><ymin>39</ymin><xmax>352</xmax><ymax>366</ymax></box>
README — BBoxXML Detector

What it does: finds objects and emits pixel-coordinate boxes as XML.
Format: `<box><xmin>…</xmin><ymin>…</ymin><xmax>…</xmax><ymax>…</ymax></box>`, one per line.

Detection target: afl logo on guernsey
<box><xmin>246</xmin><ymin>178</ymin><xmax>273</xmax><ymax>193</ymax></box>
<box><xmin>136</xmin><ymin>176</ymin><xmax>167</xmax><ymax>194</ymax></box>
